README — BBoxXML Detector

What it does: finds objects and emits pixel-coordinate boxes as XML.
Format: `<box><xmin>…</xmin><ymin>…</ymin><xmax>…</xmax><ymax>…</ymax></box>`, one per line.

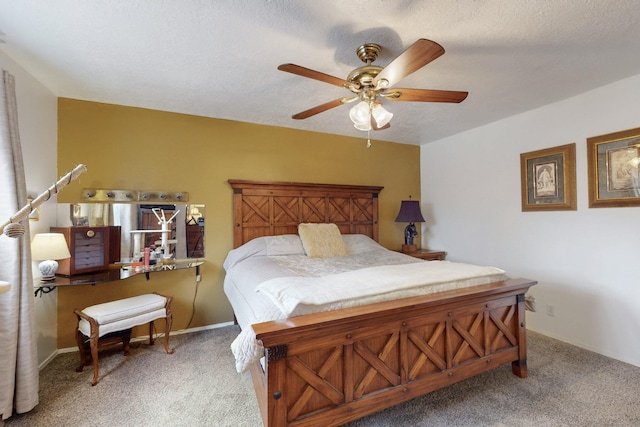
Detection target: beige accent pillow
<box><xmin>298</xmin><ymin>223</ymin><xmax>347</xmax><ymax>258</ymax></box>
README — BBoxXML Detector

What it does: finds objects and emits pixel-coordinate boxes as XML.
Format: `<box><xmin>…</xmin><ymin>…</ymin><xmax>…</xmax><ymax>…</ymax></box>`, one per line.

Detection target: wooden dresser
<box><xmin>51</xmin><ymin>226</ymin><xmax>120</xmax><ymax>275</ymax></box>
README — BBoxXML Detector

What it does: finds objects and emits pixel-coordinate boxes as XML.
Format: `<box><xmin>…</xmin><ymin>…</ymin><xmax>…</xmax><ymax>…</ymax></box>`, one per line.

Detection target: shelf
<box><xmin>33</xmin><ymin>259</ymin><xmax>203</xmax><ymax>296</ymax></box>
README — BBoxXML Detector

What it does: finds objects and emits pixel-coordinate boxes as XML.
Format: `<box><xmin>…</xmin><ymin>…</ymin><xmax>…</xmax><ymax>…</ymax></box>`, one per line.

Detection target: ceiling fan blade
<box><xmin>373</xmin><ymin>39</ymin><xmax>445</xmax><ymax>88</ymax></box>
<box><xmin>385</xmin><ymin>88</ymin><xmax>468</xmax><ymax>103</ymax></box>
<box><xmin>278</xmin><ymin>64</ymin><xmax>350</xmax><ymax>88</ymax></box>
<box><xmin>291</xmin><ymin>98</ymin><xmax>350</xmax><ymax>119</ymax></box>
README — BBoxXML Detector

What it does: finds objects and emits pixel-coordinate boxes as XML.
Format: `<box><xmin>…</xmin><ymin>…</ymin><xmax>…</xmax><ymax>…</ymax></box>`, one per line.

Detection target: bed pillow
<box><xmin>222</xmin><ymin>237</ymin><xmax>268</xmax><ymax>270</ymax></box>
<box><xmin>342</xmin><ymin>234</ymin><xmax>384</xmax><ymax>255</ymax></box>
<box><xmin>298</xmin><ymin>223</ymin><xmax>347</xmax><ymax>258</ymax></box>
<box><xmin>264</xmin><ymin>234</ymin><xmax>305</xmax><ymax>256</ymax></box>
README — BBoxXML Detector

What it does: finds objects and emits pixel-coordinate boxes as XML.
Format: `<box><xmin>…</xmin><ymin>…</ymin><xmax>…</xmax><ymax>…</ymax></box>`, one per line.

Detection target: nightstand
<box><xmin>401</xmin><ymin>249</ymin><xmax>446</xmax><ymax>261</ymax></box>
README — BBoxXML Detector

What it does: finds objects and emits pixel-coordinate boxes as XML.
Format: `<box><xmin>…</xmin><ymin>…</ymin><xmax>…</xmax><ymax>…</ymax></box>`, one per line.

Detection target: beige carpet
<box><xmin>4</xmin><ymin>326</ymin><xmax>640</xmax><ymax>426</ymax></box>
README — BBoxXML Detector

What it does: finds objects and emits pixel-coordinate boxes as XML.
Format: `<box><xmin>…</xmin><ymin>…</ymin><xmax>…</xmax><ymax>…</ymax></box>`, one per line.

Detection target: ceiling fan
<box><xmin>278</xmin><ymin>38</ymin><xmax>468</xmax><ymax>131</ymax></box>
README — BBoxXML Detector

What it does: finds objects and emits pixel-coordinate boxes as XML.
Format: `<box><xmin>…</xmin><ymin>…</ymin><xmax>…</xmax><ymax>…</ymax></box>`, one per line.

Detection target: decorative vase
<box><xmin>39</xmin><ymin>260</ymin><xmax>59</xmax><ymax>281</ymax></box>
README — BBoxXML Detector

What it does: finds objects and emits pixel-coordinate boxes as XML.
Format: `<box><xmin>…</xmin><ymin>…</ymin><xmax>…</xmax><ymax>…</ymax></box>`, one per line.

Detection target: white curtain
<box><xmin>0</xmin><ymin>70</ymin><xmax>39</xmax><ymax>419</ymax></box>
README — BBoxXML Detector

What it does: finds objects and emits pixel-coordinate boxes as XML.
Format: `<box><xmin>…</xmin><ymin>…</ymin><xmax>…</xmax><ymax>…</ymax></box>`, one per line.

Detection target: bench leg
<box><xmin>123</xmin><ymin>333</ymin><xmax>131</xmax><ymax>356</ymax></box>
<box><xmin>164</xmin><ymin>310</ymin><xmax>174</xmax><ymax>355</ymax></box>
<box><xmin>149</xmin><ymin>320</ymin><xmax>155</xmax><ymax>346</ymax></box>
<box><xmin>75</xmin><ymin>329</ymin><xmax>88</xmax><ymax>372</ymax></box>
<box><xmin>89</xmin><ymin>327</ymin><xmax>100</xmax><ymax>386</ymax></box>
<box><xmin>148</xmin><ymin>316</ymin><xmax>173</xmax><ymax>354</ymax></box>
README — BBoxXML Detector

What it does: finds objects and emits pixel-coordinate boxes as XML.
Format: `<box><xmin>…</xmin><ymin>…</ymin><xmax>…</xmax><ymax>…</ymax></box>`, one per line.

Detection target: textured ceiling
<box><xmin>1</xmin><ymin>1</ymin><xmax>640</xmax><ymax>145</ymax></box>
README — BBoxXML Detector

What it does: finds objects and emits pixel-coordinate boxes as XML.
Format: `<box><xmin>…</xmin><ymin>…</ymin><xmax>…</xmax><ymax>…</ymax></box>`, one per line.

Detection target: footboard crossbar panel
<box><xmin>252</xmin><ymin>278</ymin><xmax>536</xmax><ymax>427</ymax></box>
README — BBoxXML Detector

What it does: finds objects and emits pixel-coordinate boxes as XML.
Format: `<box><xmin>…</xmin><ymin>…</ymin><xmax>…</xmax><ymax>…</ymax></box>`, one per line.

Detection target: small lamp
<box><xmin>31</xmin><ymin>233</ymin><xmax>71</xmax><ymax>281</ymax></box>
<box><xmin>394</xmin><ymin>198</ymin><xmax>426</xmax><ymax>253</ymax></box>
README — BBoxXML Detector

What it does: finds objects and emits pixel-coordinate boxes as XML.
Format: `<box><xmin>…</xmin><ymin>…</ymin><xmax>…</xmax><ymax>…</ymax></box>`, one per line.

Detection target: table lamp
<box><xmin>31</xmin><ymin>233</ymin><xmax>71</xmax><ymax>280</ymax></box>
<box><xmin>394</xmin><ymin>198</ymin><xmax>426</xmax><ymax>253</ymax></box>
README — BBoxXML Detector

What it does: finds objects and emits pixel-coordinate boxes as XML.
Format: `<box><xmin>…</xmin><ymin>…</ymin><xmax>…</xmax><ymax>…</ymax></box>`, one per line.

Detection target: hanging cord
<box><xmin>1</xmin><ymin>163</ymin><xmax>87</xmax><ymax>237</ymax></box>
<box><xmin>185</xmin><ymin>265</ymin><xmax>201</xmax><ymax>329</ymax></box>
<box><xmin>368</xmin><ymin>103</ymin><xmax>372</xmax><ymax>148</ymax></box>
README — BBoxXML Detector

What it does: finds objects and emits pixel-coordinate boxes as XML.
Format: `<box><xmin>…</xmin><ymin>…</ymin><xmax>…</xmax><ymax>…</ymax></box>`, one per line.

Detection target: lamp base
<box><xmin>401</xmin><ymin>244</ymin><xmax>417</xmax><ymax>253</ymax></box>
<box><xmin>38</xmin><ymin>260</ymin><xmax>58</xmax><ymax>281</ymax></box>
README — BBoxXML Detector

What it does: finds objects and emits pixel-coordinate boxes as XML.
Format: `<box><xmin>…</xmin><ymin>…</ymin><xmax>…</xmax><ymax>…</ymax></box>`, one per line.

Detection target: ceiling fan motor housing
<box><xmin>347</xmin><ymin>65</ymin><xmax>383</xmax><ymax>88</ymax></box>
<box><xmin>347</xmin><ymin>43</ymin><xmax>384</xmax><ymax>89</ymax></box>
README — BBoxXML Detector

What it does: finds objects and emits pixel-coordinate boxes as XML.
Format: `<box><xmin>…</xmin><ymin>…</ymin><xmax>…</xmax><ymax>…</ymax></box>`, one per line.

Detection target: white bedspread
<box><xmin>223</xmin><ymin>234</ymin><xmax>508</xmax><ymax>373</ymax></box>
<box><xmin>257</xmin><ymin>261</ymin><xmax>505</xmax><ymax>317</ymax></box>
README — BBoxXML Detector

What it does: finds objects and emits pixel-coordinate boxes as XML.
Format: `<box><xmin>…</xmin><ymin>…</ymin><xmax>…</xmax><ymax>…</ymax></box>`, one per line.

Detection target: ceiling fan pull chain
<box><xmin>367</xmin><ymin>104</ymin><xmax>372</xmax><ymax>147</ymax></box>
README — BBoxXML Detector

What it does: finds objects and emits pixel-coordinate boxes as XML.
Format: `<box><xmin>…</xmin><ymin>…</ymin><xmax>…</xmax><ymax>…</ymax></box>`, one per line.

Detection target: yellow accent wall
<box><xmin>56</xmin><ymin>98</ymin><xmax>420</xmax><ymax>348</ymax></box>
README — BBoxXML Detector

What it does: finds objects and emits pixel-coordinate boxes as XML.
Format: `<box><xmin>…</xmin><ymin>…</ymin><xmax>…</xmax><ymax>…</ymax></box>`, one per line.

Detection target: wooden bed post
<box><xmin>232</xmin><ymin>187</ymin><xmax>244</xmax><ymax>249</ymax></box>
<box><xmin>266</xmin><ymin>346</ymin><xmax>288</xmax><ymax>426</ymax></box>
<box><xmin>512</xmin><ymin>293</ymin><xmax>528</xmax><ymax>378</ymax></box>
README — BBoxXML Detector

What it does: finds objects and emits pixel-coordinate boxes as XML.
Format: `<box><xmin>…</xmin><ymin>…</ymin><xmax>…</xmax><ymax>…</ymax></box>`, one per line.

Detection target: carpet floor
<box><xmin>4</xmin><ymin>326</ymin><xmax>640</xmax><ymax>426</ymax></box>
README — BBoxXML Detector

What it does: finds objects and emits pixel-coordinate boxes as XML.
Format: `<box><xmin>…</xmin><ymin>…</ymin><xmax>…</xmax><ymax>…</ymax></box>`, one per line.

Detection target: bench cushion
<box><xmin>78</xmin><ymin>294</ymin><xmax>168</xmax><ymax>338</ymax></box>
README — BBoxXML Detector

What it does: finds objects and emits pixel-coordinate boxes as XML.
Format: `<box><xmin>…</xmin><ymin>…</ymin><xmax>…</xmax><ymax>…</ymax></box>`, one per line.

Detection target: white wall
<box><xmin>421</xmin><ymin>73</ymin><xmax>640</xmax><ymax>368</ymax></box>
<box><xmin>0</xmin><ymin>51</ymin><xmax>59</xmax><ymax>366</ymax></box>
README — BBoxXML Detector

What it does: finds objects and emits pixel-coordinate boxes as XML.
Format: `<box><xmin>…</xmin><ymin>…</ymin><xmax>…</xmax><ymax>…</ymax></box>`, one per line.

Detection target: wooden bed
<box><xmin>228</xmin><ymin>179</ymin><xmax>537</xmax><ymax>427</ymax></box>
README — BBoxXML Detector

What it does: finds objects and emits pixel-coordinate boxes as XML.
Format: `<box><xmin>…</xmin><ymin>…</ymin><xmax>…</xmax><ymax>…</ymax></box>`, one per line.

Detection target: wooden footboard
<box><xmin>250</xmin><ymin>278</ymin><xmax>536</xmax><ymax>427</ymax></box>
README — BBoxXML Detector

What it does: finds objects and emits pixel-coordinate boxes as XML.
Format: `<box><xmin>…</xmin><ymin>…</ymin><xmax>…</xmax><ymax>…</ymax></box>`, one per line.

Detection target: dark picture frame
<box><xmin>520</xmin><ymin>143</ymin><xmax>577</xmax><ymax>211</ymax></box>
<box><xmin>587</xmin><ymin>127</ymin><xmax>640</xmax><ymax>208</ymax></box>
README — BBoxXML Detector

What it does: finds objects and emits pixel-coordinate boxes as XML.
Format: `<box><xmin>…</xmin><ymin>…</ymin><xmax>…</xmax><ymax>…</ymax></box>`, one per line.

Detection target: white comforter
<box><xmin>223</xmin><ymin>235</ymin><xmax>507</xmax><ymax>373</ymax></box>
<box><xmin>257</xmin><ymin>261</ymin><xmax>505</xmax><ymax>317</ymax></box>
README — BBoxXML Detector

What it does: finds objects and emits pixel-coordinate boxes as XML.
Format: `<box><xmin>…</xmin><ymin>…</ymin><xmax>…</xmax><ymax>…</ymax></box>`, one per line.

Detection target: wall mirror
<box><xmin>56</xmin><ymin>203</ymin><xmax>205</xmax><ymax>263</ymax></box>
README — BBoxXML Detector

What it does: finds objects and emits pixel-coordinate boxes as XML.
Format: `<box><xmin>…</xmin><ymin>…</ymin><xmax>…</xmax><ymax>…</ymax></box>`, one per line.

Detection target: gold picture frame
<box><xmin>520</xmin><ymin>143</ymin><xmax>576</xmax><ymax>211</ymax></box>
<box><xmin>587</xmin><ymin>127</ymin><xmax>640</xmax><ymax>208</ymax></box>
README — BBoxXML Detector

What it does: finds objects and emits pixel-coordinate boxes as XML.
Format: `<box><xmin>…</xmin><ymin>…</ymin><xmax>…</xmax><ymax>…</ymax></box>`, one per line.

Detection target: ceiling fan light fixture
<box><xmin>349</xmin><ymin>101</ymin><xmax>371</xmax><ymax>126</ymax></box>
<box><xmin>371</xmin><ymin>104</ymin><xmax>393</xmax><ymax>127</ymax></box>
<box><xmin>354</xmin><ymin>121</ymin><xmax>372</xmax><ymax>131</ymax></box>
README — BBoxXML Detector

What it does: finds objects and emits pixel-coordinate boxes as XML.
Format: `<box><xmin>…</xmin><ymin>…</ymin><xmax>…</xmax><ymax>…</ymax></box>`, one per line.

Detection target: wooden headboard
<box><xmin>228</xmin><ymin>180</ymin><xmax>383</xmax><ymax>248</ymax></box>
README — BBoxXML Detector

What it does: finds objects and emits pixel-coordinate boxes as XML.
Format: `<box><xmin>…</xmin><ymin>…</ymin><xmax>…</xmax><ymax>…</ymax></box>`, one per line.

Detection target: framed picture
<box><xmin>520</xmin><ymin>143</ymin><xmax>576</xmax><ymax>211</ymax></box>
<box><xmin>587</xmin><ymin>127</ymin><xmax>640</xmax><ymax>208</ymax></box>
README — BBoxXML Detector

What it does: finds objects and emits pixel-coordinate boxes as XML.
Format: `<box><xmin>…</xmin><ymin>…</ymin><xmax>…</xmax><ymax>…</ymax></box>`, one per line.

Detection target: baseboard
<box><xmin>38</xmin><ymin>350</ymin><xmax>60</xmax><ymax>370</ymax></box>
<box><xmin>39</xmin><ymin>321</ymin><xmax>235</xmax><ymax>370</ymax></box>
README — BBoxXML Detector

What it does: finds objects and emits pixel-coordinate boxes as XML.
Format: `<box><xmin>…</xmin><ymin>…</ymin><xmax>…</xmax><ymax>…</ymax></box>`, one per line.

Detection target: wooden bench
<box><xmin>74</xmin><ymin>293</ymin><xmax>173</xmax><ymax>385</ymax></box>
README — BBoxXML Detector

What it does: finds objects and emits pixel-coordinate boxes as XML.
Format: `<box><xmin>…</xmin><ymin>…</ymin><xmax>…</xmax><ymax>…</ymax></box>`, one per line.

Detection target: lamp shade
<box><xmin>31</xmin><ymin>233</ymin><xmax>71</xmax><ymax>280</ymax></box>
<box><xmin>31</xmin><ymin>233</ymin><xmax>71</xmax><ymax>261</ymax></box>
<box><xmin>394</xmin><ymin>200</ymin><xmax>425</xmax><ymax>223</ymax></box>
<box><xmin>371</xmin><ymin>104</ymin><xmax>393</xmax><ymax>127</ymax></box>
<box><xmin>349</xmin><ymin>101</ymin><xmax>370</xmax><ymax>124</ymax></box>
<box><xmin>349</xmin><ymin>101</ymin><xmax>373</xmax><ymax>131</ymax></box>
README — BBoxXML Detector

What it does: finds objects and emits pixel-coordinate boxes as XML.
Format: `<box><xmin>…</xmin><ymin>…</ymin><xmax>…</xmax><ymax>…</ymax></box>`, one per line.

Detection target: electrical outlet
<box><xmin>546</xmin><ymin>304</ymin><xmax>555</xmax><ymax>317</ymax></box>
